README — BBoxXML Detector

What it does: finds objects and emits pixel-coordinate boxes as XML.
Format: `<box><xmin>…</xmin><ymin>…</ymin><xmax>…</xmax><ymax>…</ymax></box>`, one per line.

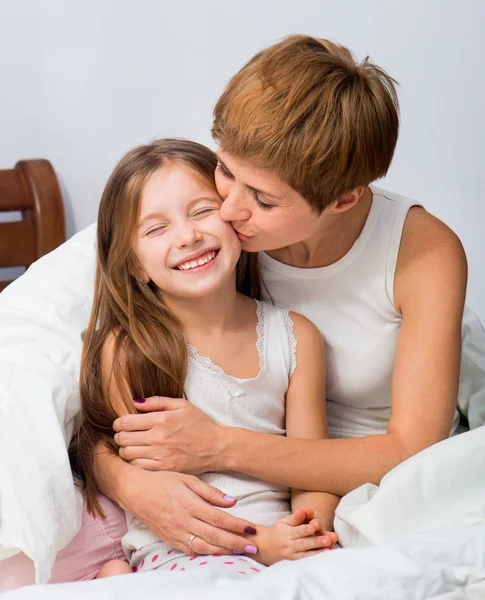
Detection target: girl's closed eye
<box><xmin>146</xmin><ymin>225</ymin><xmax>168</xmax><ymax>236</ymax></box>
<box><xmin>193</xmin><ymin>207</ymin><xmax>218</xmax><ymax>218</ymax></box>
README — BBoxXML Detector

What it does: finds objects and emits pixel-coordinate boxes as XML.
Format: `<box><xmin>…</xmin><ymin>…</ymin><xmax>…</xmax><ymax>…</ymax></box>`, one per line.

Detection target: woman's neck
<box><xmin>267</xmin><ymin>187</ymin><xmax>373</xmax><ymax>268</ymax></box>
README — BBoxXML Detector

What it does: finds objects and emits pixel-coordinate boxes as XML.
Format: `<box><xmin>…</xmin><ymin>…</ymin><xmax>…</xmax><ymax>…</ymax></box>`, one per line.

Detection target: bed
<box><xmin>0</xmin><ymin>168</ymin><xmax>484</xmax><ymax>598</ymax></box>
<box><xmin>0</xmin><ymin>159</ymin><xmax>65</xmax><ymax>291</ymax></box>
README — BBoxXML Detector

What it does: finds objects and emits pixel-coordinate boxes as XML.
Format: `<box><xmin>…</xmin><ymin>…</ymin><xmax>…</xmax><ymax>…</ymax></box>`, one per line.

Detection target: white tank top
<box><xmin>123</xmin><ymin>300</ymin><xmax>296</xmax><ymax>553</ymax></box>
<box><xmin>260</xmin><ymin>186</ymin><xmax>460</xmax><ymax>439</ymax></box>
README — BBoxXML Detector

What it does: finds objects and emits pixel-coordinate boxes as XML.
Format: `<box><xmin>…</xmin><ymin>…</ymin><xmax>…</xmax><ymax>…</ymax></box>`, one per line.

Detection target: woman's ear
<box><xmin>326</xmin><ymin>186</ymin><xmax>367</xmax><ymax>214</ymax></box>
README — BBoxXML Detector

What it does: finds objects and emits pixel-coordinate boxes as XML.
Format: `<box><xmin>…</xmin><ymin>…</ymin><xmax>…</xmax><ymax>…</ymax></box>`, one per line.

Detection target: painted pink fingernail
<box><xmin>244</xmin><ymin>526</ymin><xmax>256</xmax><ymax>535</ymax></box>
<box><xmin>133</xmin><ymin>398</ymin><xmax>146</xmax><ymax>403</ymax></box>
<box><xmin>244</xmin><ymin>544</ymin><xmax>257</xmax><ymax>555</ymax></box>
<box><xmin>224</xmin><ymin>495</ymin><xmax>237</xmax><ymax>501</ymax></box>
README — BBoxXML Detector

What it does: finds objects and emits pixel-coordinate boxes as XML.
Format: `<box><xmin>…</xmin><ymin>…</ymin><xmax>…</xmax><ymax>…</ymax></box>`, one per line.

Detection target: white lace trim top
<box><xmin>122</xmin><ymin>300</ymin><xmax>297</xmax><ymax>554</ymax></box>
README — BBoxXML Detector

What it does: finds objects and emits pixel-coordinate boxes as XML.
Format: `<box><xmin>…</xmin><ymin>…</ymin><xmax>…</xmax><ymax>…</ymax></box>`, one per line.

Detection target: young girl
<box><xmin>75</xmin><ymin>138</ymin><xmax>338</xmax><ymax>578</ymax></box>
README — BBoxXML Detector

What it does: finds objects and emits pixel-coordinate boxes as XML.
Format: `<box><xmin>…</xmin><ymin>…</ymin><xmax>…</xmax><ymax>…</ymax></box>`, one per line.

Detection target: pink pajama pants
<box><xmin>0</xmin><ymin>494</ymin><xmax>127</xmax><ymax>592</ymax></box>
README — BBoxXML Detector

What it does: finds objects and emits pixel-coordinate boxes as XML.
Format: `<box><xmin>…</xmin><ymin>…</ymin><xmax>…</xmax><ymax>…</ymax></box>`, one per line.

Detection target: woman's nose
<box><xmin>220</xmin><ymin>190</ymin><xmax>251</xmax><ymax>223</ymax></box>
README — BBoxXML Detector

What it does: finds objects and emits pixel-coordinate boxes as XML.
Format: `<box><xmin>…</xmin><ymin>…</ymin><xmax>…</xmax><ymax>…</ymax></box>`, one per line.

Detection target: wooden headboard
<box><xmin>0</xmin><ymin>160</ymin><xmax>66</xmax><ymax>292</ymax></box>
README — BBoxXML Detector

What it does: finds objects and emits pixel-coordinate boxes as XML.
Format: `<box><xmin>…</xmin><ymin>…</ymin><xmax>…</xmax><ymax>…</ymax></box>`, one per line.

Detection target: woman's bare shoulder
<box><xmin>395</xmin><ymin>207</ymin><xmax>467</xmax><ymax>312</ymax></box>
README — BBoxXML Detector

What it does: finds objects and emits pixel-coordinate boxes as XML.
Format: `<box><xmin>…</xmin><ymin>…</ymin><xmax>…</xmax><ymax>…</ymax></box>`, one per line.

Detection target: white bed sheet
<box><xmin>3</xmin><ymin>524</ymin><xmax>484</xmax><ymax>600</ymax></box>
<box><xmin>4</xmin><ymin>427</ymin><xmax>485</xmax><ymax>599</ymax></box>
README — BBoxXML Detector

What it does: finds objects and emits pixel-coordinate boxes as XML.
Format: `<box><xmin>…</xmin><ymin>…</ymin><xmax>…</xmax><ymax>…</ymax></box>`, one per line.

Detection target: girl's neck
<box><xmin>163</xmin><ymin>278</ymin><xmax>243</xmax><ymax>337</ymax></box>
<box><xmin>267</xmin><ymin>187</ymin><xmax>373</xmax><ymax>268</ymax></box>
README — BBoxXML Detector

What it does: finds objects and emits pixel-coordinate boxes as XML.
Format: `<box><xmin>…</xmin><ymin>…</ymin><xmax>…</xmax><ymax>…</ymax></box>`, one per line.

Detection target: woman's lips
<box><xmin>236</xmin><ymin>231</ymin><xmax>252</xmax><ymax>242</ymax></box>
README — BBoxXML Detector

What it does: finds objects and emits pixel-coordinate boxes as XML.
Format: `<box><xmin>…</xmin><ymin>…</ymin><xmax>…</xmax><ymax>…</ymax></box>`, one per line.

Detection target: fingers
<box><xmin>290</xmin><ymin>522</ymin><xmax>321</xmax><ymax>539</ymax></box>
<box><xmin>300</xmin><ymin>507</ymin><xmax>315</xmax><ymax>521</ymax></box>
<box><xmin>113</xmin><ymin>413</ymin><xmax>158</xmax><ymax>433</ymax></box>
<box><xmin>186</xmin><ymin>478</ymin><xmax>235</xmax><ymax>509</ymax></box>
<box><xmin>114</xmin><ymin>431</ymin><xmax>151</xmax><ymax>447</ymax></box>
<box><xmin>292</xmin><ymin>534</ymin><xmax>333</xmax><ymax>553</ymax></box>
<box><xmin>119</xmin><ymin>445</ymin><xmax>155</xmax><ymax>461</ymax></box>
<box><xmin>323</xmin><ymin>531</ymin><xmax>339</xmax><ymax>545</ymax></box>
<box><xmin>183</xmin><ymin>536</ymin><xmax>230</xmax><ymax>557</ymax></box>
<box><xmin>279</xmin><ymin>509</ymin><xmax>307</xmax><ymax>527</ymax></box>
<box><xmin>131</xmin><ymin>396</ymin><xmax>186</xmax><ymax>413</ymax></box>
<box><xmin>186</xmin><ymin>478</ymin><xmax>257</xmax><ymax>534</ymax></box>
<box><xmin>190</xmin><ymin>518</ymin><xmax>258</xmax><ymax>556</ymax></box>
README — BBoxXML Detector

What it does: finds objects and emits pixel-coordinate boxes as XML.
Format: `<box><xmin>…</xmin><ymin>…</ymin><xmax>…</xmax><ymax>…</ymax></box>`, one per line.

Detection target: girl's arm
<box><xmin>112</xmin><ymin>209</ymin><xmax>467</xmax><ymax>495</ymax></box>
<box><xmin>244</xmin><ymin>314</ymin><xmax>339</xmax><ymax>566</ymax></box>
<box><xmin>285</xmin><ymin>312</ymin><xmax>340</xmax><ymax>531</ymax></box>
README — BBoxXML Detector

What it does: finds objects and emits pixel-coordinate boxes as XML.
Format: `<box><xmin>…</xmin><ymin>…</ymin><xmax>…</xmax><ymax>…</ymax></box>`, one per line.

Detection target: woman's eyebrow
<box><xmin>218</xmin><ymin>157</ymin><xmax>279</xmax><ymax>201</ymax></box>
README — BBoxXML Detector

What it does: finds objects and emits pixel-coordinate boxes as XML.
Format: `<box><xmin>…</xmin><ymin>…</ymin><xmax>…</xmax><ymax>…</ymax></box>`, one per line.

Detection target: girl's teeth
<box><xmin>178</xmin><ymin>251</ymin><xmax>216</xmax><ymax>271</ymax></box>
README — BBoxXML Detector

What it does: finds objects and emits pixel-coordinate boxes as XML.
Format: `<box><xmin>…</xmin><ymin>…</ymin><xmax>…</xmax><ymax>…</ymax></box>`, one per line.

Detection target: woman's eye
<box><xmin>217</xmin><ymin>162</ymin><xmax>233</xmax><ymax>179</ymax></box>
<box><xmin>252</xmin><ymin>190</ymin><xmax>274</xmax><ymax>210</ymax></box>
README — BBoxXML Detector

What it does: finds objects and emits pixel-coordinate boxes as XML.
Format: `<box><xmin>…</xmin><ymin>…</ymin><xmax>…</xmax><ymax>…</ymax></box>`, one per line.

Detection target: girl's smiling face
<box><xmin>135</xmin><ymin>164</ymin><xmax>241</xmax><ymax>300</ymax></box>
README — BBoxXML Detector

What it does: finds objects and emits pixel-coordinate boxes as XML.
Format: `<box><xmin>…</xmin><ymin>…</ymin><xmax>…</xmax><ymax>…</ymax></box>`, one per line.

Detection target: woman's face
<box><xmin>215</xmin><ymin>149</ymin><xmax>323</xmax><ymax>252</ymax></box>
<box><xmin>134</xmin><ymin>164</ymin><xmax>241</xmax><ymax>300</ymax></box>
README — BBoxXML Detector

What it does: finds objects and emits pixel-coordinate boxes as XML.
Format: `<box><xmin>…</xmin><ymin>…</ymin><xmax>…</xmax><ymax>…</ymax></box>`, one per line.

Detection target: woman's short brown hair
<box><xmin>212</xmin><ymin>35</ymin><xmax>399</xmax><ymax>212</ymax></box>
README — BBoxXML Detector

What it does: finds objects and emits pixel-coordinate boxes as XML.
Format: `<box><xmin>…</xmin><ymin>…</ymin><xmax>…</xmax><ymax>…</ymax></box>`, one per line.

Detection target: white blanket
<box><xmin>4</xmin><ymin>525</ymin><xmax>485</xmax><ymax>599</ymax></box>
<box><xmin>4</xmin><ymin>427</ymin><xmax>485</xmax><ymax>599</ymax></box>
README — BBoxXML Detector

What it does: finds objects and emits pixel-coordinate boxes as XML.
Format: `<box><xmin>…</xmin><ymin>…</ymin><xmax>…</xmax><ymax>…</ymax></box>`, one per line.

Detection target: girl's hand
<box><xmin>282</xmin><ymin>507</ymin><xmax>338</xmax><ymax>548</ymax></box>
<box><xmin>248</xmin><ymin>509</ymin><xmax>338</xmax><ymax>567</ymax></box>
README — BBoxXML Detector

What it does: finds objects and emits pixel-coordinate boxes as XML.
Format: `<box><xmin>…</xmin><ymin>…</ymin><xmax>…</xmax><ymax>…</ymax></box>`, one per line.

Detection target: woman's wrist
<box><xmin>217</xmin><ymin>426</ymin><xmax>247</xmax><ymax>471</ymax></box>
<box><xmin>94</xmin><ymin>445</ymin><xmax>135</xmax><ymax>511</ymax></box>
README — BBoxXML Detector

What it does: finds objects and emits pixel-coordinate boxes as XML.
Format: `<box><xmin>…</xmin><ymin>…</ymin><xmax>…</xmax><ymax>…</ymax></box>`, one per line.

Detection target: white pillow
<box><xmin>0</xmin><ymin>224</ymin><xmax>97</xmax><ymax>584</ymax></box>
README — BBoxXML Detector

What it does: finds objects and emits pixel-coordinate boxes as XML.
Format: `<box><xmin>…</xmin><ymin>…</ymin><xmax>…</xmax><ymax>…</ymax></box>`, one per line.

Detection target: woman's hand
<box><xmin>248</xmin><ymin>509</ymin><xmax>337</xmax><ymax>567</ymax></box>
<box><xmin>113</xmin><ymin>397</ymin><xmax>229</xmax><ymax>473</ymax></box>
<box><xmin>122</xmin><ymin>467</ymin><xmax>258</xmax><ymax>556</ymax></box>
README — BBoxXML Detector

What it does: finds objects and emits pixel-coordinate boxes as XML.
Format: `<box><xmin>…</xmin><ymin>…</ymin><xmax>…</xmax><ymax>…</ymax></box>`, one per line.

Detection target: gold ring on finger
<box><xmin>188</xmin><ymin>534</ymin><xmax>197</xmax><ymax>553</ymax></box>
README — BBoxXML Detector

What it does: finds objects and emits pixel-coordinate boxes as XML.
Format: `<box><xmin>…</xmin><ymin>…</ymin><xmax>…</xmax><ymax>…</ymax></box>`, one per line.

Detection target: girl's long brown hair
<box><xmin>73</xmin><ymin>139</ymin><xmax>262</xmax><ymax>516</ymax></box>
